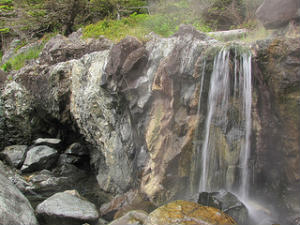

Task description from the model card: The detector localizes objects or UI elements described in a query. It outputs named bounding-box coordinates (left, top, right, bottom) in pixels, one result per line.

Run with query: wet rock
left=256, top=0, right=300, bottom=29
left=100, top=190, right=155, bottom=221
left=145, top=200, right=237, bottom=225
left=36, top=190, right=99, bottom=225
left=108, top=210, right=148, bottom=225
left=0, top=145, right=27, bottom=168
left=33, top=138, right=62, bottom=148
left=198, top=190, right=249, bottom=225
left=253, top=38, right=300, bottom=215
left=0, top=173, right=38, bottom=225
left=21, top=145, right=58, bottom=173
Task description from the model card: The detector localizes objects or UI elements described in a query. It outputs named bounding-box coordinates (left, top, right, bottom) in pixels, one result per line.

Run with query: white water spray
left=197, top=47, right=252, bottom=197
left=239, top=52, right=252, bottom=199
left=199, top=49, right=231, bottom=192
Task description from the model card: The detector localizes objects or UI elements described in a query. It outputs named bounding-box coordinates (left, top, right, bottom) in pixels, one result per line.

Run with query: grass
left=0, top=31, right=58, bottom=72
left=1, top=44, right=44, bottom=72
left=83, top=13, right=213, bottom=42
left=239, top=25, right=271, bottom=43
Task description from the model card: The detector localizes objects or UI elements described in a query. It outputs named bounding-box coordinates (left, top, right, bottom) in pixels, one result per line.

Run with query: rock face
left=145, top=200, right=237, bottom=225
left=0, top=145, right=27, bottom=168
left=256, top=0, right=300, bottom=29
left=0, top=173, right=38, bottom=225
left=1, top=25, right=299, bottom=224
left=21, top=145, right=58, bottom=172
left=197, top=191, right=248, bottom=225
left=36, top=190, right=99, bottom=225
left=253, top=38, right=300, bottom=218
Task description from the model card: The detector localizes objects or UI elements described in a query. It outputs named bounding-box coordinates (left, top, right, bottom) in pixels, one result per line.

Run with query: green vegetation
left=0, top=0, right=265, bottom=71
left=83, top=0, right=263, bottom=41
left=1, top=44, right=44, bottom=72
left=239, top=25, right=271, bottom=43
left=83, top=13, right=212, bottom=41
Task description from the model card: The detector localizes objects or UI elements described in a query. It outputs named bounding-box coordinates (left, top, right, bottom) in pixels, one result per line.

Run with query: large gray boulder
left=36, top=190, right=99, bottom=225
left=198, top=190, right=249, bottom=225
left=256, top=0, right=300, bottom=29
left=21, top=145, right=58, bottom=173
left=0, top=145, right=27, bottom=168
left=0, top=173, right=38, bottom=225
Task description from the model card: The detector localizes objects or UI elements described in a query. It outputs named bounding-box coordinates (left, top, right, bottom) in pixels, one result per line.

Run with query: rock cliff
left=0, top=24, right=299, bottom=224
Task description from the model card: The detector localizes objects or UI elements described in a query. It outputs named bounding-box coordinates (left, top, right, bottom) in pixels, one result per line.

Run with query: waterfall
left=199, top=49, right=231, bottom=192
left=195, top=46, right=252, bottom=198
left=239, top=52, right=252, bottom=199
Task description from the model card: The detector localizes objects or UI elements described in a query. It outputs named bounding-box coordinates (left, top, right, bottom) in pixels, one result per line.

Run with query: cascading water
left=239, top=52, right=252, bottom=200
left=194, top=46, right=252, bottom=195
left=199, top=49, right=231, bottom=192
left=193, top=46, right=276, bottom=225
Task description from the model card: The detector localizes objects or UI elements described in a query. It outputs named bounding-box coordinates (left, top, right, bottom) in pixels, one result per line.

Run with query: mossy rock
left=145, top=200, right=238, bottom=225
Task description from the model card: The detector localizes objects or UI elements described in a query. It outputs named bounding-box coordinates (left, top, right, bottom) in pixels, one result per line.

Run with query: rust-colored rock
left=145, top=200, right=237, bottom=225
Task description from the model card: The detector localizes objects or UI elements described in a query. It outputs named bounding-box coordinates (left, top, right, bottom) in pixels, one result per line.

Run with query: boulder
left=33, top=138, right=62, bottom=148
left=197, top=190, right=249, bottom=225
left=21, top=145, right=58, bottom=173
left=36, top=190, right=99, bottom=225
left=24, top=165, right=87, bottom=208
left=0, top=160, right=30, bottom=193
left=39, top=33, right=112, bottom=65
left=0, top=145, right=27, bottom=168
left=145, top=200, right=237, bottom=225
left=100, top=190, right=155, bottom=221
left=256, top=0, right=300, bottom=29
left=108, top=210, right=148, bottom=225
left=0, top=173, right=38, bottom=225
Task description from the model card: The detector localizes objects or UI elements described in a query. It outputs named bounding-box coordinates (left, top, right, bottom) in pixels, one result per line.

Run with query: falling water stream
left=199, top=49, right=231, bottom=192
left=194, top=46, right=276, bottom=224
left=197, top=47, right=252, bottom=195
